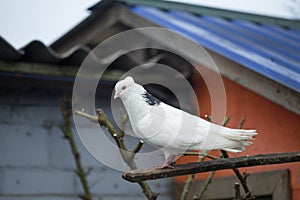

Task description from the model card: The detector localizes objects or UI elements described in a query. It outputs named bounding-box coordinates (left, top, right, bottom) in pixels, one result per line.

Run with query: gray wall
left=0, top=82, right=173, bottom=200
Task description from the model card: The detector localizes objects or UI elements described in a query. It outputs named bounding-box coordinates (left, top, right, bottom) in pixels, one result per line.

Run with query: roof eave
left=118, top=0, right=300, bottom=29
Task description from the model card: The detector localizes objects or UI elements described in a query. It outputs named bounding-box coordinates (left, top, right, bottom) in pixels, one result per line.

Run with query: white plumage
left=114, top=76, right=257, bottom=168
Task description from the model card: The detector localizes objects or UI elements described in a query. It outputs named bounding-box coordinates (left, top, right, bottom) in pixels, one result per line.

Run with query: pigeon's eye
left=121, top=86, right=127, bottom=90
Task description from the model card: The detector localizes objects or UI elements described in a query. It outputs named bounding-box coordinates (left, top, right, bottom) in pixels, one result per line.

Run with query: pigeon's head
left=114, top=76, right=138, bottom=99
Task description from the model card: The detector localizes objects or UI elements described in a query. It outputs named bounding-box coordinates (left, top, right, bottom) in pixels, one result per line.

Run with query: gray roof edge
left=117, top=0, right=300, bottom=29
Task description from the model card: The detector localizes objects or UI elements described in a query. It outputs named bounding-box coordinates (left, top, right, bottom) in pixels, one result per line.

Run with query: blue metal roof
left=131, top=6, right=300, bottom=93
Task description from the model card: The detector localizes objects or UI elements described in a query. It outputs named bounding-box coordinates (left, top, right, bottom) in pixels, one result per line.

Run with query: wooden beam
left=0, top=61, right=78, bottom=77
left=0, top=61, right=122, bottom=81
left=122, top=151, right=300, bottom=182
left=0, top=61, right=189, bottom=90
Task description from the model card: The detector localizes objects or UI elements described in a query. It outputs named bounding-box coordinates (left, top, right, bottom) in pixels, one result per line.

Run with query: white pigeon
left=114, top=76, right=257, bottom=168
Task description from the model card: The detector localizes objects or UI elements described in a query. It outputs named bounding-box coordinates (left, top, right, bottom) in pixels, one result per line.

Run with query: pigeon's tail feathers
left=222, top=129, right=257, bottom=141
left=192, top=127, right=257, bottom=153
left=220, top=129, right=257, bottom=153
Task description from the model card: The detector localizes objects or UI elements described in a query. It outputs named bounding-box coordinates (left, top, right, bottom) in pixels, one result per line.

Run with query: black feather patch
left=142, top=92, right=161, bottom=106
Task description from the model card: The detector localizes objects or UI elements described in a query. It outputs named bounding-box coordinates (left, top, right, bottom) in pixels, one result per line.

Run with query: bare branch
left=60, top=98, right=92, bottom=200
left=180, top=152, right=207, bottom=200
left=234, top=182, right=241, bottom=200
left=74, top=110, right=98, bottom=123
left=181, top=115, right=228, bottom=200
left=219, top=117, right=250, bottom=197
left=237, top=118, right=245, bottom=129
left=221, top=150, right=251, bottom=197
left=192, top=116, right=230, bottom=200
left=133, top=140, right=144, bottom=154
left=75, top=109, right=158, bottom=200
left=118, top=114, right=129, bottom=137
left=122, top=151, right=300, bottom=182
left=193, top=171, right=216, bottom=200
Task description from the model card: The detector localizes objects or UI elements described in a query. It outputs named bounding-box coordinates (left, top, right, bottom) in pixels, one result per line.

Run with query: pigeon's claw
left=154, top=163, right=175, bottom=169
left=155, top=157, right=176, bottom=169
left=160, top=163, right=175, bottom=169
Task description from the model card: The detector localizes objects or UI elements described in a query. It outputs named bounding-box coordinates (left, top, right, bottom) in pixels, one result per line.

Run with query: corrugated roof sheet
left=0, top=36, right=193, bottom=83
left=0, top=36, right=91, bottom=66
left=131, top=6, right=300, bottom=93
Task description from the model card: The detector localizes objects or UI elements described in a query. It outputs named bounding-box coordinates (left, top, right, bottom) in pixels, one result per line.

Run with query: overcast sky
left=0, top=0, right=299, bottom=49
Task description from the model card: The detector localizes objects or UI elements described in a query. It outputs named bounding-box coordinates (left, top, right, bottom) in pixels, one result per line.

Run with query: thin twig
left=234, top=182, right=241, bottom=200
left=221, top=150, right=251, bottom=197
left=118, top=114, right=128, bottom=137
left=60, top=97, right=92, bottom=200
left=74, top=110, right=98, bottom=123
left=75, top=109, right=158, bottom=200
left=220, top=117, right=251, bottom=197
left=180, top=154, right=206, bottom=200
left=180, top=115, right=222, bottom=200
left=133, top=140, right=144, bottom=154
left=193, top=116, right=230, bottom=200
left=221, top=116, right=230, bottom=126
left=180, top=174, right=195, bottom=200
left=193, top=171, right=216, bottom=200
left=237, top=118, right=245, bottom=129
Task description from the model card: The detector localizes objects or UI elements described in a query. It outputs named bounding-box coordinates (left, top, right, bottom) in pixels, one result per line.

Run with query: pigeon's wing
left=135, top=102, right=206, bottom=151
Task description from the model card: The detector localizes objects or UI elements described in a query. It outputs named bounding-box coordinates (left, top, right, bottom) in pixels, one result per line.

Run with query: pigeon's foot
left=155, top=159, right=175, bottom=169
left=154, top=164, right=175, bottom=169
left=161, top=163, right=175, bottom=169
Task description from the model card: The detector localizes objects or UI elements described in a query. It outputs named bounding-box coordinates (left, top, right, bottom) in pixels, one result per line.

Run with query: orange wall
left=176, top=67, right=300, bottom=199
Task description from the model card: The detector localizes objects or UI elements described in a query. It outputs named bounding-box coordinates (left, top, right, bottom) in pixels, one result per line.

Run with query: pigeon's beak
left=114, top=91, right=120, bottom=99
